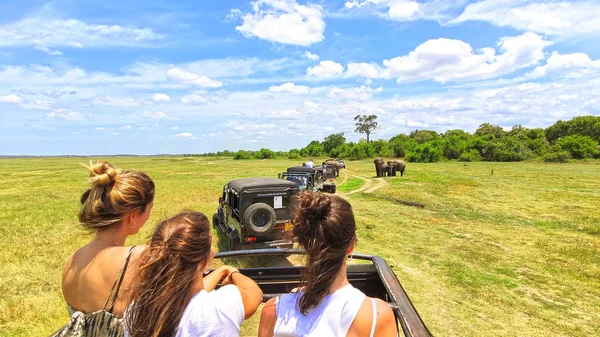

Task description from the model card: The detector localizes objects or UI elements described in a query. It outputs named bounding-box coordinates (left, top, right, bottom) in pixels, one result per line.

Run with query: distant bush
left=556, top=135, right=598, bottom=159
left=254, top=148, right=276, bottom=159
left=542, top=150, right=570, bottom=163
left=233, top=150, right=252, bottom=160
left=288, top=148, right=300, bottom=159
left=458, top=149, right=482, bottom=162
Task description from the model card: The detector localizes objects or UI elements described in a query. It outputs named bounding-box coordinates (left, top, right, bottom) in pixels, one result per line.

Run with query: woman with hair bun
left=58, top=161, right=155, bottom=336
left=258, top=192, right=397, bottom=337
left=125, top=210, right=263, bottom=337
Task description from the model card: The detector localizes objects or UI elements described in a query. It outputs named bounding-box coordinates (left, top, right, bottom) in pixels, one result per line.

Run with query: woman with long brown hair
left=258, top=192, right=397, bottom=337
left=58, top=161, right=155, bottom=336
left=125, top=210, right=263, bottom=337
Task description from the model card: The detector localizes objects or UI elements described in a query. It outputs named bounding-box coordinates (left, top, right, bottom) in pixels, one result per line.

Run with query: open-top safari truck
left=214, top=248, right=433, bottom=337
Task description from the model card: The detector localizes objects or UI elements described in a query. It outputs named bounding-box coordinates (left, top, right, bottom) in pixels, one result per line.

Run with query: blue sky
left=0, top=0, right=599, bottom=155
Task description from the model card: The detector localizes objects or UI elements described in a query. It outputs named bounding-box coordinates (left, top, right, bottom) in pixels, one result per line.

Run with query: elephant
left=374, top=158, right=385, bottom=177
left=387, top=160, right=406, bottom=177
left=323, top=160, right=341, bottom=177
left=381, top=163, right=391, bottom=177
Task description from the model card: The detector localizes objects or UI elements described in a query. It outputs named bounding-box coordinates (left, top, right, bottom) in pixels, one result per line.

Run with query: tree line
left=192, top=115, right=600, bottom=162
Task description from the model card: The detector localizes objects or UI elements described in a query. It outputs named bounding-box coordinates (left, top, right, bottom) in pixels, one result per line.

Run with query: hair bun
left=294, top=191, right=332, bottom=231
left=86, top=161, right=117, bottom=187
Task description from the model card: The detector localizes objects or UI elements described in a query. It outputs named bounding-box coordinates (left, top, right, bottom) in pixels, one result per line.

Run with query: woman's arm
left=223, top=271, right=263, bottom=319
left=258, top=297, right=277, bottom=337
left=203, top=266, right=237, bottom=292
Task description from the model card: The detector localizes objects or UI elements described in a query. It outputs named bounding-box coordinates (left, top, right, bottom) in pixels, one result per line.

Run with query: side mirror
left=219, top=197, right=224, bottom=204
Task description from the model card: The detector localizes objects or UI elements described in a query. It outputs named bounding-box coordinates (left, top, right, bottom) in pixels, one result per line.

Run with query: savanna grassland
left=0, top=157, right=598, bottom=337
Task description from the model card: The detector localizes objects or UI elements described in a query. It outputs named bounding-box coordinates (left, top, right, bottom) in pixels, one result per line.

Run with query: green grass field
left=1, top=157, right=599, bottom=337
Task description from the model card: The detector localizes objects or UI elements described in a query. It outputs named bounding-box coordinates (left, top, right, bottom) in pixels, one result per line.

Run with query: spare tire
left=243, top=202, right=276, bottom=237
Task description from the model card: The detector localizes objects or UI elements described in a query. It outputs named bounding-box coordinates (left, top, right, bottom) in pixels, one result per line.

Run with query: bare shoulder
left=373, top=298, right=396, bottom=337
left=348, top=297, right=397, bottom=337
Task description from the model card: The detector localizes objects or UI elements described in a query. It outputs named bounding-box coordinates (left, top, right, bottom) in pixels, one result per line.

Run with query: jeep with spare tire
left=213, top=178, right=299, bottom=251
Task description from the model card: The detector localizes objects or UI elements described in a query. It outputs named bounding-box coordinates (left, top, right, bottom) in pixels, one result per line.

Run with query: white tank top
left=273, top=284, right=377, bottom=337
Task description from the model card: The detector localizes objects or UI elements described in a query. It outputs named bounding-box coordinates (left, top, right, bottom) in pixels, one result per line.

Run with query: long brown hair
left=292, top=191, right=356, bottom=315
left=126, top=210, right=212, bottom=337
left=79, top=161, right=154, bottom=229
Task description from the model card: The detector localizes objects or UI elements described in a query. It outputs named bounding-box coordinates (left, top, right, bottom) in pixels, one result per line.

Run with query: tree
left=354, top=115, right=378, bottom=143
left=556, top=135, right=599, bottom=159
left=323, top=133, right=346, bottom=155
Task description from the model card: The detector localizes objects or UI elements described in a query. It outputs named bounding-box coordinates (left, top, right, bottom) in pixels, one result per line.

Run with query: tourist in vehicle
left=258, top=191, right=397, bottom=337
left=59, top=161, right=155, bottom=335
left=305, top=158, right=315, bottom=168
left=125, top=210, right=263, bottom=337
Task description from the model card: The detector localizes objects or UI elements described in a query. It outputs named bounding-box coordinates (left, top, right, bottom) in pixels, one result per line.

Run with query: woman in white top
left=125, top=210, right=263, bottom=337
left=258, top=192, right=397, bottom=337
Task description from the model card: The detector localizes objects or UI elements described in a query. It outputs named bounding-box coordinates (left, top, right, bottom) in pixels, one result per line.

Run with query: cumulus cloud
left=0, top=16, right=163, bottom=54
left=46, top=109, right=84, bottom=120
left=303, top=51, right=320, bottom=61
left=93, top=96, right=140, bottom=107
left=174, top=132, right=197, bottom=139
left=167, top=68, right=223, bottom=88
left=453, top=0, right=600, bottom=38
left=327, top=85, right=383, bottom=102
left=0, top=94, right=24, bottom=104
left=342, top=32, right=551, bottom=83
left=304, top=101, right=318, bottom=109
left=526, top=52, right=600, bottom=79
left=232, top=0, right=325, bottom=46
left=142, top=111, right=176, bottom=120
left=152, top=93, right=171, bottom=102
left=122, top=125, right=132, bottom=130
left=345, top=0, right=421, bottom=20
left=268, top=82, right=310, bottom=95
left=262, top=109, right=302, bottom=119
left=307, top=60, right=344, bottom=78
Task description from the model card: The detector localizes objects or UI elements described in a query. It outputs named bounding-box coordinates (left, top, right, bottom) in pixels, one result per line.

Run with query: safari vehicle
left=321, top=164, right=337, bottom=193
left=213, top=248, right=433, bottom=337
left=213, top=178, right=299, bottom=251
left=335, top=158, right=346, bottom=169
left=278, top=166, right=326, bottom=192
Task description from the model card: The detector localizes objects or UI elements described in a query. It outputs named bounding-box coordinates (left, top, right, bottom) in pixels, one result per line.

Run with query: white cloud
left=142, top=111, right=176, bottom=120
left=93, top=96, right=140, bottom=107
left=327, top=85, right=383, bottom=102
left=0, top=94, right=24, bottom=104
left=233, top=0, right=325, bottom=46
left=268, top=82, right=310, bottom=95
left=307, top=60, right=344, bottom=78
left=20, top=100, right=54, bottom=110
left=46, top=109, right=84, bottom=120
left=342, top=32, right=551, bottom=83
left=171, top=126, right=179, bottom=130
left=174, top=132, right=197, bottom=140
left=167, top=68, right=223, bottom=88
left=345, top=0, right=421, bottom=20
left=526, top=52, right=600, bottom=79
left=304, top=101, right=318, bottom=109
left=453, top=0, right=600, bottom=38
left=262, top=109, right=302, bottom=119
left=139, top=126, right=152, bottom=131
left=35, top=46, right=63, bottom=56
left=0, top=16, right=162, bottom=53
left=181, top=94, right=210, bottom=105
left=303, top=51, right=319, bottom=61
left=346, top=62, right=382, bottom=78
left=152, top=93, right=171, bottom=102
left=95, top=127, right=106, bottom=131
left=122, top=125, right=132, bottom=130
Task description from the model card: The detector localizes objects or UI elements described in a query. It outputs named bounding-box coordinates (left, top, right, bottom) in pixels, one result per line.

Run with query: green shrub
left=458, top=149, right=482, bottom=162
left=233, top=150, right=252, bottom=160
left=542, top=151, right=570, bottom=163
left=556, top=135, right=599, bottom=159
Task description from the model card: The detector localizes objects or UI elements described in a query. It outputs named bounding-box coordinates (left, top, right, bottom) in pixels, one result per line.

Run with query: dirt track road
left=338, top=169, right=389, bottom=196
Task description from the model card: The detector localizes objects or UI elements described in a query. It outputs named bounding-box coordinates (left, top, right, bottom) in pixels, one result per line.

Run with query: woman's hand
left=203, top=265, right=238, bottom=292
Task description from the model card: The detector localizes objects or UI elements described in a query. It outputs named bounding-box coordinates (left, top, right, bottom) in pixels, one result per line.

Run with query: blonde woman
left=56, top=161, right=155, bottom=336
